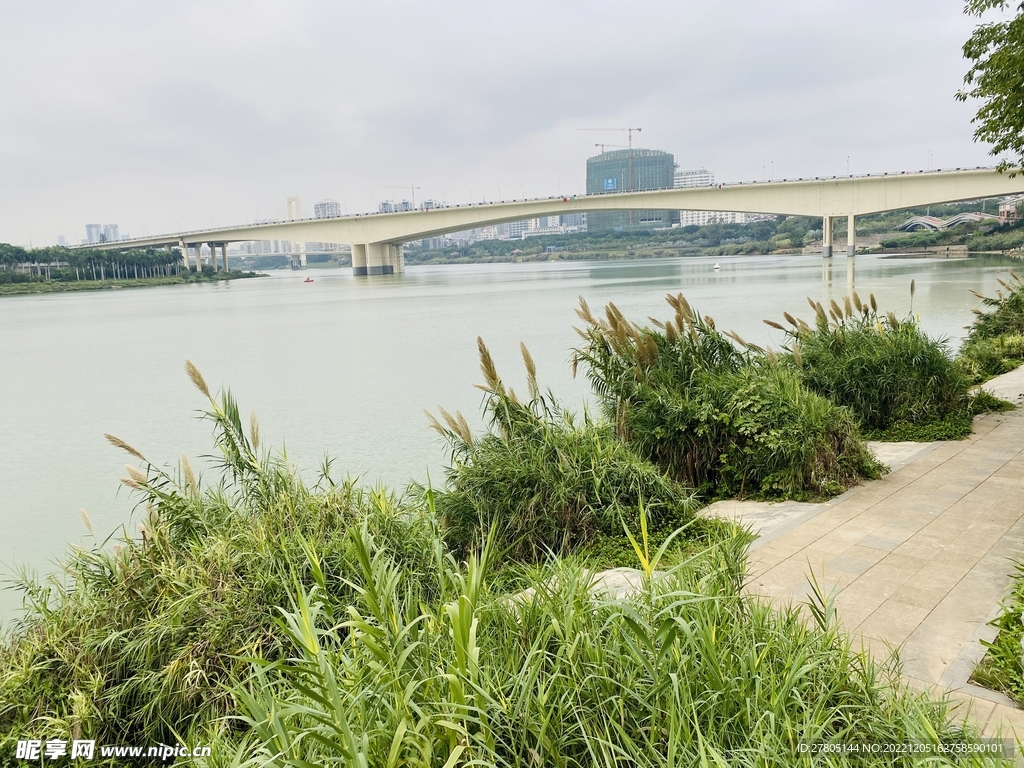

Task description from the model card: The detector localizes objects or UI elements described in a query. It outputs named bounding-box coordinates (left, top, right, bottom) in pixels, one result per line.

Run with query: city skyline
left=0, top=0, right=1006, bottom=246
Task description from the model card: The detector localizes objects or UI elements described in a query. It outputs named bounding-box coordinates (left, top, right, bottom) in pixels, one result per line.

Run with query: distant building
left=586, top=149, right=677, bottom=232
left=84, top=223, right=122, bottom=243
left=999, top=195, right=1024, bottom=222
left=314, top=199, right=342, bottom=219
left=674, top=168, right=714, bottom=189
left=561, top=212, right=587, bottom=231
left=676, top=168, right=717, bottom=226
left=673, top=168, right=764, bottom=226
left=506, top=220, right=530, bottom=239
left=419, top=199, right=441, bottom=211
left=309, top=199, right=343, bottom=253
left=57, top=235, right=68, bottom=248
left=379, top=200, right=413, bottom=213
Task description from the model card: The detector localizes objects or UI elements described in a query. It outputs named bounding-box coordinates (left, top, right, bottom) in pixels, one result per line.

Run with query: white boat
left=713, top=262, right=721, bottom=270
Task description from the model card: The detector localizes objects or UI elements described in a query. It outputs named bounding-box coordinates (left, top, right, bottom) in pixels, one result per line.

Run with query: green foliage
left=0, top=243, right=189, bottom=282
left=879, top=232, right=940, bottom=249
left=234, top=526, right=990, bottom=767
left=769, top=288, right=979, bottom=440
left=574, top=295, right=881, bottom=500
left=966, top=224, right=1024, bottom=251
left=958, top=0, right=1024, bottom=173
left=431, top=339, right=696, bottom=562
left=965, top=270, right=1024, bottom=340
left=0, top=367, right=438, bottom=759
left=960, top=334, right=1024, bottom=382
left=959, top=271, right=1024, bottom=383
left=973, top=558, right=1024, bottom=705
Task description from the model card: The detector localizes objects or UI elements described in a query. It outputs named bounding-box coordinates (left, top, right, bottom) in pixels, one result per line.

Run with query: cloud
left=0, top=0, right=997, bottom=244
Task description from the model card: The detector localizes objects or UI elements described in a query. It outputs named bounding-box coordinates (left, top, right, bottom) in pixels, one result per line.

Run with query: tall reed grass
left=573, top=295, right=881, bottom=500
left=960, top=271, right=1024, bottom=382
left=0, top=368, right=437, bottom=758
left=431, top=338, right=697, bottom=562
left=766, top=289, right=977, bottom=440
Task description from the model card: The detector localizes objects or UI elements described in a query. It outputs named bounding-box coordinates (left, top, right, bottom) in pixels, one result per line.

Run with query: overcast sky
left=0, top=0, right=1004, bottom=246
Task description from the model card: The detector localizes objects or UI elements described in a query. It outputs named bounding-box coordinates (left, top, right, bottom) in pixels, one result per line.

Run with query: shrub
left=957, top=271, right=1024, bottom=384
left=766, top=289, right=976, bottom=440
left=880, top=232, right=939, bottom=249
left=0, top=366, right=437, bottom=757
left=966, top=271, right=1024, bottom=340
left=573, top=295, right=880, bottom=500
left=959, top=333, right=1024, bottom=383
left=431, top=338, right=696, bottom=562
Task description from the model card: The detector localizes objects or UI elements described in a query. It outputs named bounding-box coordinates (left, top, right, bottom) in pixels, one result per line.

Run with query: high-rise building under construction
left=586, top=148, right=677, bottom=231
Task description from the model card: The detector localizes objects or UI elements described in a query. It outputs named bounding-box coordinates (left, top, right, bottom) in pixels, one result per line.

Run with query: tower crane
left=594, top=143, right=628, bottom=154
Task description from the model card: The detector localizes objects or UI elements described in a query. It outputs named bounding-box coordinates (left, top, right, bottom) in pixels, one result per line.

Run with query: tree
left=958, top=1, right=1024, bottom=174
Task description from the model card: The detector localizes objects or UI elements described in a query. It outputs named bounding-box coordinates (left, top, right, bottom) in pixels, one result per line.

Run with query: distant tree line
left=0, top=243, right=186, bottom=284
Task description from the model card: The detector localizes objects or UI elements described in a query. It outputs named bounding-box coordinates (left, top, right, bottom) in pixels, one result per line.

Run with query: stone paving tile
left=857, top=534, right=904, bottom=551
left=719, top=379, right=1024, bottom=735
left=854, top=600, right=933, bottom=646
left=826, top=554, right=876, bottom=575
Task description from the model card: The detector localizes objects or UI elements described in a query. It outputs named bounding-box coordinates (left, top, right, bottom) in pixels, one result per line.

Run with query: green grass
left=233, top=522, right=1001, bottom=767
left=573, top=295, right=883, bottom=501
left=971, top=558, right=1024, bottom=705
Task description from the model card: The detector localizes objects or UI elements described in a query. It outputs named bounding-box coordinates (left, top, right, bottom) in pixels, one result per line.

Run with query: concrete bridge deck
left=705, top=366, right=1024, bottom=740
left=73, top=167, right=1024, bottom=275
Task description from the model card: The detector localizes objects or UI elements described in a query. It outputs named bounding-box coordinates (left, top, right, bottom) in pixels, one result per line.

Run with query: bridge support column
left=822, top=215, right=833, bottom=258
left=178, top=240, right=192, bottom=272
left=366, top=243, right=386, bottom=275
left=351, top=244, right=367, bottom=275
left=208, top=243, right=217, bottom=271
left=847, top=214, right=856, bottom=257
left=383, top=244, right=403, bottom=274
left=221, top=244, right=228, bottom=272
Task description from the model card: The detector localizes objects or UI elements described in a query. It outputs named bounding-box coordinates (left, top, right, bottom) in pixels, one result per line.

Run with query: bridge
left=77, top=167, right=1024, bottom=275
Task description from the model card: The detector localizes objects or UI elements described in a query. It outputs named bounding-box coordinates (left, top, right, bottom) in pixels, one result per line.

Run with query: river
left=0, top=252, right=1015, bottom=622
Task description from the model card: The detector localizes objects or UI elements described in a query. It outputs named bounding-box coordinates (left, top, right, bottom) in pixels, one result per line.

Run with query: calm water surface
left=0, top=253, right=1015, bottom=620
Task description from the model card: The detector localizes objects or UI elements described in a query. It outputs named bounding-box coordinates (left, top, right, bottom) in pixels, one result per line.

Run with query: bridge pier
left=822, top=215, right=833, bottom=258
left=847, top=213, right=856, bottom=257
left=366, top=243, right=386, bottom=275
left=387, top=243, right=404, bottom=274
left=221, top=243, right=228, bottom=272
left=352, top=244, right=367, bottom=275
left=178, top=240, right=194, bottom=272
left=353, top=243, right=402, bottom=275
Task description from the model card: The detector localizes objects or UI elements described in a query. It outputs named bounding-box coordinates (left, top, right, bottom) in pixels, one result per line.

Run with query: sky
left=0, top=0, right=1006, bottom=246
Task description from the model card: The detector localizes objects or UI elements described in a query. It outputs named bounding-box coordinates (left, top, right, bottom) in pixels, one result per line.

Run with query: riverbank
left=0, top=270, right=263, bottom=296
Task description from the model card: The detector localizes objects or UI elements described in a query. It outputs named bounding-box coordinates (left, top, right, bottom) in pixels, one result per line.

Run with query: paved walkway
left=705, top=367, right=1024, bottom=739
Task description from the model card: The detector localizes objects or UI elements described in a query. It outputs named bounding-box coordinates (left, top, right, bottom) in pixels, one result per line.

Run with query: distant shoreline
left=0, top=271, right=264, bottom=296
